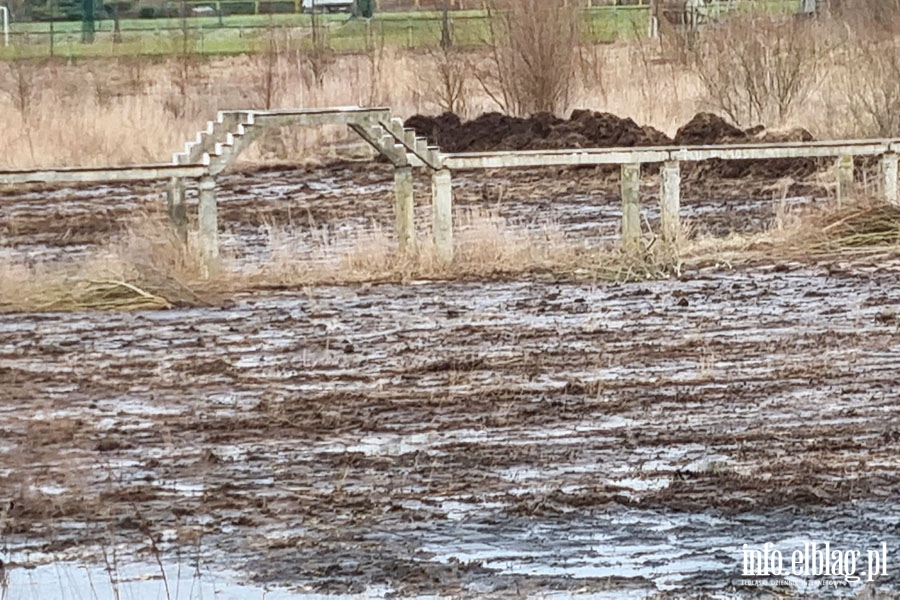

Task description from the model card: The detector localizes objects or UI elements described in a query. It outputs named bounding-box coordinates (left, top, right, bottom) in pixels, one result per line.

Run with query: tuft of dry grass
left=681, top=194, right=900, bottom=269
left=0, top=214, right=225, bottom=311
left=790, top=195, right=900, bottom=251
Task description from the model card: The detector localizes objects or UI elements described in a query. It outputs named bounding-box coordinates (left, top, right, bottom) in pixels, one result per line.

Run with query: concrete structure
left=660, top=160, right=681, bottom=248
left=393, top=166, right=415, bottom=252
left=4, top=106, right=900, bottom=273
left=836, top=154, right=854, bottom=206
left=431, top=169, right=453, bottom=263
left=883, top=153, right=899, bottom=206
left=620, top=163, right=641, bottom=255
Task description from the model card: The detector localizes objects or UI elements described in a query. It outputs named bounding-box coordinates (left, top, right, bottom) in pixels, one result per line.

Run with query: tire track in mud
left=2, top=265, right=900, bottom=597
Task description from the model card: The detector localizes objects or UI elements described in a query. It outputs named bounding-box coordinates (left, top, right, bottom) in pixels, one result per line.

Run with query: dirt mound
left=676, top=115, right=818, bottom=180
left=673, top=112, right=747, bottom=145
left=405, top=110, right=819, bottom=179
left=404, top=110, right=672, bottom=153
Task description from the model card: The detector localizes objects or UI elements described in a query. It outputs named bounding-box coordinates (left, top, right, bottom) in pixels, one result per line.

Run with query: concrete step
left=403, top=129, right=417, bottom=149
left=388, top=117, right=405, bottom=136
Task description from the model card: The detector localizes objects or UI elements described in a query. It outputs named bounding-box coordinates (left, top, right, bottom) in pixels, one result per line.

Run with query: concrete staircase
left=375, top=116, right=442, bottom=170
left=173, top=107, right=444, bottom=174
left=173, top=110, right=256, bottom=175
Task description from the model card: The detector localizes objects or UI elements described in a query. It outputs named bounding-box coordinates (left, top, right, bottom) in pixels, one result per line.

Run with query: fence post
left=883, top=153, right=899, bottom=206
left=432, top=168, right=453, bottom=264
left=394, top=165, right=415, bottom=252
left=166, top=177, right=188, bottom=243
left=198, top=175, right=219, bottom=274
left=836, top=154, right=854, bottom=206
left=660, top=160, right=681, bottom=248
left=621, top=163, right=642, bottom=255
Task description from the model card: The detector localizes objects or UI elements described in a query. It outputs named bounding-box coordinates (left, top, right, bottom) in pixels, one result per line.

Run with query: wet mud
left=2, top=266, right=900, bottom=597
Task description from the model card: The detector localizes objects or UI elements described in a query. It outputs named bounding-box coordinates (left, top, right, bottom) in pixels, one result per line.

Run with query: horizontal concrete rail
left=245, top=107, right=392, bottom=128
left=441, top=139, right=898, bottom=170
left=0, top=164, right=207, bottom=185
left=442, top=148, right=673, bottom=170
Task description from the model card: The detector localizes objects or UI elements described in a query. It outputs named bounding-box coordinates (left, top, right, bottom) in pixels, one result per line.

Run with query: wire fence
left=0, top=0, right=798, bottom=58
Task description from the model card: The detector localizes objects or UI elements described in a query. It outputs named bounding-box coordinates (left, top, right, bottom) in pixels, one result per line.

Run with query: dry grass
left=0, top=42, right=692, bottom=170
left=2, top=191, right=899, bottom=313
left=9, top=13, right=900, bottom=170
left=0, top=209, right=655, bottom=312
left=681, top=193, right=900, bottom=268
left=252, top=207, right=631, bottom=285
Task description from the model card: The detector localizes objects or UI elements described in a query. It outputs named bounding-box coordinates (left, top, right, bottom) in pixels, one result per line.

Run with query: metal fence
left=0, top=0, right=798, bottom=58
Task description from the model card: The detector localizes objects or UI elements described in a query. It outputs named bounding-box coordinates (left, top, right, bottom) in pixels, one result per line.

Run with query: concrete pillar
left=660, top=160, right=681, bottom=248
left=198, top=175, right=219, bottom=274
left=883, top=153, right=899, bottom=206
left=393, top=166, right=416, bottom=253
left=620, top=163, right=642, bottom=255
left=166, top=177, right=187, bottom=243
left=836, top=154, right=854, bottom=205
left=431, top=168, right=453, bottom=264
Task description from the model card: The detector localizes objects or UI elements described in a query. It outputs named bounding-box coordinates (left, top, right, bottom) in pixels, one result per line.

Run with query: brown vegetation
left=5, top=10, right=900, bottom=171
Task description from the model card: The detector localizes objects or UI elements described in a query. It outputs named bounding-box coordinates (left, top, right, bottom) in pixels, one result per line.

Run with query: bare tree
left=303, top=7, right=334, bottom=88
left=689, top=16, right=827, bottom=126
left=254, top=25, right=283, bottom=109
left=425, top=45, right=469, bottom=115
left=0, top=59, right=38, bottom=118
left=473, top=0, right=579, bottom=116
left=831, top=5, right=900, bottom=136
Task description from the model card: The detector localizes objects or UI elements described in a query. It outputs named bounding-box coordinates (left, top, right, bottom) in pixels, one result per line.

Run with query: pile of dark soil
left=405, top=110, right=819, bottom=179
left=675, top=112, right=819, bottom=180
left=404, top=110, right=670, bottom=153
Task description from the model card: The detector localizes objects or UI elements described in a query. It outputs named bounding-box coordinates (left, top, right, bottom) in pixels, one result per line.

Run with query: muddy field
left=0, top=161, right=824, bottom=265
left=2, top=162, right=900, bottom=598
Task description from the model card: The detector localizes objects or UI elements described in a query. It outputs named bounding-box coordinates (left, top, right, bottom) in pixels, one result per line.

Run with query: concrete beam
left=442, top=140, right=894, bottom=171
left=166, top=177, right=187, bottom=244
left=198, top=175, right=219, bottom=275
left=669, top=140, right=890, bottom=162
left=431, top=168, right=453, bottom=264
left=239, top=106, right=392, bottom=119
left=620, top=163, right=641, bottom=256
left=444, top=149, right=672, bottom=170
left=0, top=164, right=206, bottom=185
left=660, top=160, right=681, bottom=248
left=394, top=166, right=416, bottom=253
left=883, top=153, right=899, bottom=206
left=836, top=155, right=854, bottom=205
left=251, top=109, right=392, bottom=129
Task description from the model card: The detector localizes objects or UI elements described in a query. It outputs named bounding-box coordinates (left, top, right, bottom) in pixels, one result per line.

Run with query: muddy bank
left=2, top=266, right=900, bottom=597
left=406, top=111, right=819, bottom=179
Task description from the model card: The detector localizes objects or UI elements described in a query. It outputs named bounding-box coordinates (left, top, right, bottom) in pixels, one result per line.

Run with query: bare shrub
left=120, top=57, right=148, bottom=96
left=830, top=8, right=900, bottom=137
left=474, top=0, right=579, bottom=116
left=164, top=18, right=202, bottom=119
left=689, top=17, right=827, bottom=126
left=424, top=45, right=470, bottom=115
left=0, top=59, right=39, bottom=118
left=254, top=27, right=283, bottom=110
left=363, top=26, right=388, bottom=106
left=302, top=9, right=335, bottom=88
